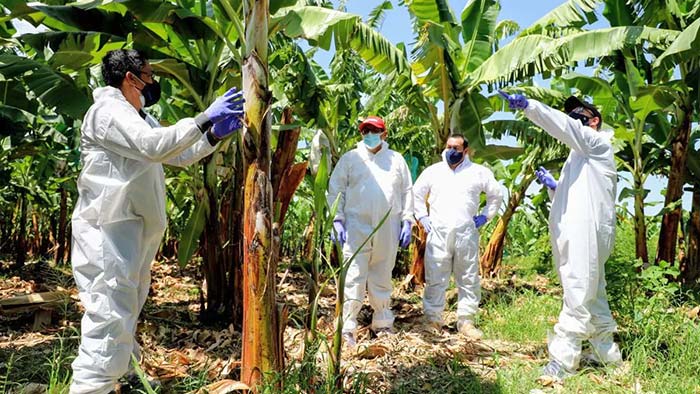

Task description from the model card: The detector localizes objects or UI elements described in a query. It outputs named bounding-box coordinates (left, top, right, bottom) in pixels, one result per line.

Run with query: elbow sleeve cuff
left=195, top=113, right=213, bottom=133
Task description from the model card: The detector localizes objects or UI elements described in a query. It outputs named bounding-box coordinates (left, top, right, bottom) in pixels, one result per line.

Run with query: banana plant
left=383, top=0, right=512, bottom=154
left=7, top=0, right=407, bottom=323
left=642, top=1, right=700, bottom=268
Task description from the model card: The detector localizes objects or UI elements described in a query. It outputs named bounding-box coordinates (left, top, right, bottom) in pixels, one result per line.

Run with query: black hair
left=101, top=49, right=148, bottom=88
left=448, top=133, right=469, bottom=149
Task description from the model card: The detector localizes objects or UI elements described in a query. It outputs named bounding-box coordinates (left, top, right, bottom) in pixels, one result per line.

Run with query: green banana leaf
left=0, top=54, right=91, bottom=119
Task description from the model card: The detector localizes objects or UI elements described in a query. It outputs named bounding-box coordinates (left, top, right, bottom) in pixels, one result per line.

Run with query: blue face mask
left=363, top=133, right=382, bottom=149
left=445, top=148, right=464, bottom=165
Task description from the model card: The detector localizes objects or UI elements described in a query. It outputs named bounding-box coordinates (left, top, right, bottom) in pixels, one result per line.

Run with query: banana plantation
left=1, top=0, right=700, bottom=393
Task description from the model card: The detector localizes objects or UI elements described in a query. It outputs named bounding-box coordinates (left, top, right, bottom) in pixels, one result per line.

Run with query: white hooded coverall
left=327, top=141, right=413, bottom=334
left=70, top=87, right=217, bottom=394
left=414, top=156, right=502, bottom=326
left=524, top=99, right=621, bottom=372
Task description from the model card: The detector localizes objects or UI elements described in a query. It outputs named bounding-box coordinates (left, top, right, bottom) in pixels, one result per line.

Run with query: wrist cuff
left=195, top=113, right=213, bottom=133
left=206, top=131, right=220, bottom=146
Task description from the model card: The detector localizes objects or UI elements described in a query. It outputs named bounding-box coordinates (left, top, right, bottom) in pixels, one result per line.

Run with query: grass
left=3, top=251, right=700, bottom=394
left=480, top=289, right=560, bottom=344
left=46, top=337, right=73, bottom=394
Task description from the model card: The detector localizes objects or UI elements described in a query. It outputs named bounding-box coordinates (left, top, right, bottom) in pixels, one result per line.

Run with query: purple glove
left=498, top=90, right=528, bottom=110
left=399, top=220, right=412, bottom=248
left=204, top=87, right=244, bottom=124
left=418, top=216, right=432, bottom=234
left=535, top=166, right=557, bottom=190
left=473, top=214, right=487, bottom=229
left=211, top=114, right=243, bottom=139
left=331, top=220, right=346, bottom=246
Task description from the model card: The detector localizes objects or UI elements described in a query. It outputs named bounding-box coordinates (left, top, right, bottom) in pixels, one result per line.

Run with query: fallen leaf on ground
left=357, top=343, right=389, bottom=359
left=195, top=379, right=249, bottom=394
left=536, top=375, right=556, bottom=387
left=589, top=373, right=605, bottom=385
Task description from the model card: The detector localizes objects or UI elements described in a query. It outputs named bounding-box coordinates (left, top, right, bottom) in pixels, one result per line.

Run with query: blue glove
left=535, top=166, right=557, bottom=190
left=399, top=220, right=412, bottom=248
left=211, top=114, right=243, bottom=139
left=498, top=90, right=528, bottom=110
left=418, top=216, right=432, bottom=234
left=205, top=87, right=245, bottom=124
left=331, top=220, right=347, bottom=246
left=473, top=214, right=487, bottom=229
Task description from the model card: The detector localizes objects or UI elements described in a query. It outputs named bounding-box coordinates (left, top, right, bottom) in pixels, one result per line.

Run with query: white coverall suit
left=414, top=156, right=502, bottom=326
left=70, top=87, right=218, bottom=394
left=524, top=99, right=621, bottom=372
left=327, top=141, right=413, bottom=334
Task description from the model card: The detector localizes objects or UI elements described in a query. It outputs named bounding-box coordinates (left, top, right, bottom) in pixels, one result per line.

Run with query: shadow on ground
left=387, top=357, right=503, bottom=394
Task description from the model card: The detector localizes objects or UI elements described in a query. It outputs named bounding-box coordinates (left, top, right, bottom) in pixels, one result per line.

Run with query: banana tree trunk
left=480, top=173, right=536, bottom=277
left=409, top=224, right=427, bottom=285
left=200, top=156, right=227, bottom=323
left=241, top=0, right=283, bottom=387
left=632, top=171, right=649, bottom=265
left=31, top=211, right=40, bottom=257
left=681, top=184, right=700, bottom=284
left=226, top=146, right=245, bottom=328
left=54, top=186, right=68, bottom=265
left=14, top=192, right=27, bottom=269
left=272, top=108, right=307, bottom=230
left=657, top=107, right=692, bottom=266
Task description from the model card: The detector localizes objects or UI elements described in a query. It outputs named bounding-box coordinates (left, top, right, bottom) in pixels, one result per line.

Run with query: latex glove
left=204, top=87, right=245, bottom=124
left=399, top=220, right=412, bottom=248
left=535, top=166, right=557, bottom=190
left=473, top=214, right=487, bottom=229
left=210, top=114, right=244, bottom=140
left=498, top=90, right=528, bottom=110
left=331, top=220, right=347, bottom=246
left=418, top=216, right=432, bottom=234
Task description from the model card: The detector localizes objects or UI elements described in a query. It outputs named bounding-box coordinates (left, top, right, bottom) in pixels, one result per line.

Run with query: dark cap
left=564, top=96, right=601, bottom=121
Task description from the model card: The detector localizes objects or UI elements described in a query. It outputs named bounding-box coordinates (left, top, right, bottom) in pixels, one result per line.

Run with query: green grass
left=622, top=314, right=700, bottom=394
left=46, top=337, right=73, bottom=394
left=480, top=289, right=560, bottom=344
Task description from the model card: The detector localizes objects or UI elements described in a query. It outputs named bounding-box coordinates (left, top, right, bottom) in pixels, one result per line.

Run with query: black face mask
left=133, top=73, right=161, bottom=107
left=140, top=79, right=161, bottom=107
left=568, top=111, right=590, bottom=126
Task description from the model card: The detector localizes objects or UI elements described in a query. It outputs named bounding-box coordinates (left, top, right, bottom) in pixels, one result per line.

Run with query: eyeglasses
left=360, top=126, right=385, bottom=135
left=138, top=70, right=155, bottom=83
left=568, top=107, right=594, bottom=125
left=571, top=106, right=593, bottom=117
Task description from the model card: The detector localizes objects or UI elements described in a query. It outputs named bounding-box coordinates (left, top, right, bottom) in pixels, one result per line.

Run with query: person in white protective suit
left=327, top=116, right=414, bottom=347
left=500, top=90, right=622, bottom=380
left=413, top=134, right=502, bottom=339
left=70, top=49, right=245, bottom=394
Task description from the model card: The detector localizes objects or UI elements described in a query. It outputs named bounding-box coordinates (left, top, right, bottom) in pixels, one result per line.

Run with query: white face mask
left=131, top=79, right=145, bottom=108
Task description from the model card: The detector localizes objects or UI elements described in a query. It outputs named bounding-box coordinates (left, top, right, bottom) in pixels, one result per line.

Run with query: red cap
left=359, top=116, right=385, bottom=132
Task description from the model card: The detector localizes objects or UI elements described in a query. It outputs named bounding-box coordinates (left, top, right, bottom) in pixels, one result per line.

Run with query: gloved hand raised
left=399, top=220, right=412, bottom=248
left=473, top=214, right=487, bottom=229
left=535, top=166, right=557, bottom=190
left=331, top=220, right=347, bottom=247
left=418, top=216, right=432, bottom=234
left=205, top=87, right=244, bottom=124
left=210, top=113, right=244, bottom=140
left=498, top=90, right=528, bottom=110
